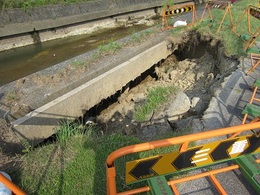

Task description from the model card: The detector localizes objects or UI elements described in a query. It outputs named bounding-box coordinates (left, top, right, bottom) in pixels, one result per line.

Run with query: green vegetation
left=55, top=120, right=87, bottom=147
left=10, top=122, right=191, bottom=195
left=97, top=40, right=122, bottom=54
left=4, top=0, right=260, bottom=194
left=162, top=0, right=174, bottom=9
left=131, top=29, right=154, bottom=43
left=71, top=59, right=85, bottom=68
left=3, top=90, right=18, bottom=101
left=134, top=85, right=178, bottom=122
left=0, top=0, right=93, bottom=10
left=70, top=40, right=122, bottom=67
left=188, top=0, right=259, bottom=56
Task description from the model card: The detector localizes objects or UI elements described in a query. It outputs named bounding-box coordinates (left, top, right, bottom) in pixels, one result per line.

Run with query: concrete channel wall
left=0, top=0, right=165, bottom=51
left=11, top=40, right=173, bottom=145
left=0, top=0, right=201, bottom=51
left=5, top=0, right=203, bottom=145
left=0, top=0, right=165, bottom=38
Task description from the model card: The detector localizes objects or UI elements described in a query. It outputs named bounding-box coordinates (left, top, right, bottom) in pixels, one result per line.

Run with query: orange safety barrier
left=106, top=122, right=260, bottom=195
left=247, top=53, right=260, bottom=75
left=232, top=5, right=260, bottom=51
left=229, top=78, right=260, bottom=138
left=244, top=29, right=260, bottom=51
left=161, top=2, right=197, bottom=31
left=241, top=80, right=260, bottom=125
left=168, top=159, right=260, bottom=195
left=200, top=0, right=233, bottom=33
left=0, top=173, right=26, bottom=195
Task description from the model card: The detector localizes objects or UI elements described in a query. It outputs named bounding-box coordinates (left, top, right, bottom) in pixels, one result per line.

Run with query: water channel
left=0, top=22, right=159, bottom=86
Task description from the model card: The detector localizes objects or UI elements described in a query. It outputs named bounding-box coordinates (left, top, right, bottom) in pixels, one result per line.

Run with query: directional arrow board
left=125, top=134, right=260, bottom=184
left=164, top=6, right=193, bottom=16
left=250, top=7, right=260, bottom=20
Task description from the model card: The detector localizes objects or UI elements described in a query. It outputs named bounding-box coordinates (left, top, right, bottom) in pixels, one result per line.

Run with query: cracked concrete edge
left=201, top=56, right=259, bottom=135
left=10, top=40, right=173, bottom=145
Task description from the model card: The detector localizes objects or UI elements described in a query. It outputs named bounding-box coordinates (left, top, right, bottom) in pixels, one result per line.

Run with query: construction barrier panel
left=200, top=0, right=233, bottom=33
left=161, top=2, right=197, bottom=31
left=106, top=122, right=260, bottom=195
left=232, top=5, right=260, bottom=51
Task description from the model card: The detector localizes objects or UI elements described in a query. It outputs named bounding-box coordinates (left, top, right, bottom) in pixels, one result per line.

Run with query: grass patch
left=70, top=59, right=85, bottom=68
left=55, top=120, right=86, bottom=147
left=1, top=0, right=93, bottom=10
left=193, top=0, right=259, bottom=56
left=98, top=40, right=121, bottom=54
left=134, top=85, right=178, bottom=122
left=79, top=40, right=122, bottom=66
left=162, top=0, right=175, bottom=9
left=11, top=122, right=192, bottom=195
left=3, top=90, right=18, bottom=102
left=130, top=29, right=154, bottom=44
left=12, top=131, right=133, bottom=194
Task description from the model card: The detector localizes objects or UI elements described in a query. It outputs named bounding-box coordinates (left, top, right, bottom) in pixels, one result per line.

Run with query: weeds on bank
left=72, top=29, right=154, bottom=68
left=168, top=0, right=259, bottom=56
left=56, top=121, right=84, bottom=147
left=20, top=139, right=33, bottom=154
left=131, top=29, right=154, bottom=44
left=89, top=40, right=121, bottom=61
left=162, top=0, right=174, bottom=9
left=71, top=59, right=85, bottom=68
left=13, top=127, right=137, bottom=194
left=134, top=85, right=178, bottom=122
left=13, top=120, right=193, bottom=194
left=1, top=0, right=93, bottom=11
left=192, top=0, right=259, bottom=56
left=70, top=40, right=122, bottom=68
left=98, top=40, right=121, bottom=54
left=3, top=90, right=17, bottom=101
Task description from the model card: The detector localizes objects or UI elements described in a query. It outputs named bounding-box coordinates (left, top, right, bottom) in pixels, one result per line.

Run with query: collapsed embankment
left=0, top=1, right=220, bottom=152
left=0, top=27, right=239, bottom=152
left=0, top=26, right=172, bottom=149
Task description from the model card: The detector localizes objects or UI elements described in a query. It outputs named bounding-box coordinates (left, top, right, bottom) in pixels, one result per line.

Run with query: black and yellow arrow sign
left=129, top=156, right=161, bottom=180
left=208, top=2, right=228, bottom=10
left=210, top=139, right=238, bottom=161
left=171, top=147, right=202, bottom=170
left=250, top=7, right=260, bottom=20
left=164, top=6, right=193, bottom=16
left=125, top=134, right=260, bottom=184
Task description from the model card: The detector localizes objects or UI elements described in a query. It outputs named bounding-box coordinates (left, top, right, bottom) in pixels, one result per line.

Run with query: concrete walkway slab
left=177, top=52, right=260, bottom=194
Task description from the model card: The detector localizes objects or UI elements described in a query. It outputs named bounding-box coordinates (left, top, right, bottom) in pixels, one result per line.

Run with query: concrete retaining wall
left=0, top=0, right=197, bottom=38
left=0, top=9, right=157, bottom=51
left=0, top=0, right=163, bottom=38
left=11, top=40, right=173, bottom=145
left=0, top=0, right=201, bottom=51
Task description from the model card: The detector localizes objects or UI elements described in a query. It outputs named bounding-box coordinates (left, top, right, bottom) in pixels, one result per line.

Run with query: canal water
left=0, top=24, right=156, bottom=86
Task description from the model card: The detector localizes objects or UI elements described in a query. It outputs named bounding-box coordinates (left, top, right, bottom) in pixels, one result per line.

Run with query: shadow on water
left=0, top=24, right=155, bottom=87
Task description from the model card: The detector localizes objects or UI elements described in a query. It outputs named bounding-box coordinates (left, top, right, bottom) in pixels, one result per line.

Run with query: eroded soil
left=0, top=30, right=238, bottom=171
